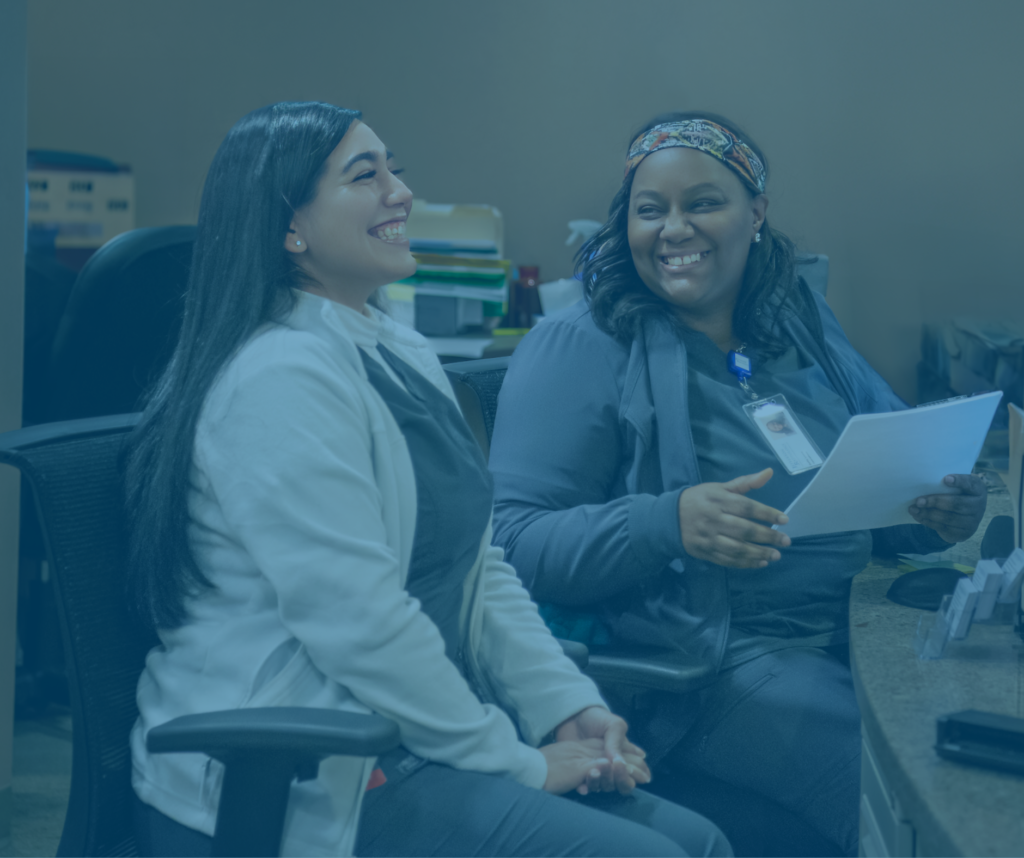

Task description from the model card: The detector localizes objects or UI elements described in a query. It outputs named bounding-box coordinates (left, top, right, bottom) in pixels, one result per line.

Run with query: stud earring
left=754, top=233, right=761, bottom=243
left=295, top=240, right=302, bottom=246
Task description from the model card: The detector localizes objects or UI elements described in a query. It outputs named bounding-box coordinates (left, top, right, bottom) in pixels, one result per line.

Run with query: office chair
left=444, top=357, right=844, bottom=857
left=445, top=358, right=715, bottom=695
left=47, top=226, right=196, bottom=422
left=0, top=415, right=400, bottom=857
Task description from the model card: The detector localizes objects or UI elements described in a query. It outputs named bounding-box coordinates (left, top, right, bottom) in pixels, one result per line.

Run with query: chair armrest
left=586, top=649, right=716, bottom=694
left=147, top=708, right=400, bottom=858
left=147, top=706, right=400, bottom=761
left=556, top=638, right=589, bottom=670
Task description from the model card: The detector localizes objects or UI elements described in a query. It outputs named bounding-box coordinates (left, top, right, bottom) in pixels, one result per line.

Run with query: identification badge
left=742, top=394, right=825, bottom=475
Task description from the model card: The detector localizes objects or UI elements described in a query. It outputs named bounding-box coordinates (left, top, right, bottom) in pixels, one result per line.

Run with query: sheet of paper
left=777, top=391, right=1002, bottom=538
left=1009, top=403, right=1023, bottom=550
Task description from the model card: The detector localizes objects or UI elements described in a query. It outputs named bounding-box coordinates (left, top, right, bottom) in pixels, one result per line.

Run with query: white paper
left=999, top=548, right=1024, bottom=603
left=777, top=391, right=1001, bottom=538
left=1009, top=404, right=1023, bottom=550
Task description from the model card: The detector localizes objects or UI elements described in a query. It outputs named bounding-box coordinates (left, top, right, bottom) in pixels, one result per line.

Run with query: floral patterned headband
left=624, top=119, right=766, bottom=194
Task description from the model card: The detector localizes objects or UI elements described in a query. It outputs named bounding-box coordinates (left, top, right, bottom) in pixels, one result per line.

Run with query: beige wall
left=28, top=0, right=1024, bottom=401
left=0, top=0, right=27, bottom=848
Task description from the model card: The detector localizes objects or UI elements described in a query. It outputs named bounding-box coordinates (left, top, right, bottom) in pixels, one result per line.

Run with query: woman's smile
left=660, top=249, right=711, bottom=273
left=371, top=217, right=408, bottom=244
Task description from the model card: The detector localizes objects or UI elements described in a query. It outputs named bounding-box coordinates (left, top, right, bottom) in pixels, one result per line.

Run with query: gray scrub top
left=679, top=327, right=873, bottom=668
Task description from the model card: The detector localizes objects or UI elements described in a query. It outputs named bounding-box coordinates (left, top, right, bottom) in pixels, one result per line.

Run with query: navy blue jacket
left=490, top=294, right=949, bottom=668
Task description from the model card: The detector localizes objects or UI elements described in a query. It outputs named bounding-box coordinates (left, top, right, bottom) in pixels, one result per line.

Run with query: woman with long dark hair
left=124, top=102, right=730, bottom=858
left=489, top=112, right=987, bottom=856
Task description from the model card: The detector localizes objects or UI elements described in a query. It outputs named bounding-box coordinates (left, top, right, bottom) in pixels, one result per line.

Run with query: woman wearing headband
left=124, top=103, right=730, bottom=858
left=489, top=112, right=987, bottom=856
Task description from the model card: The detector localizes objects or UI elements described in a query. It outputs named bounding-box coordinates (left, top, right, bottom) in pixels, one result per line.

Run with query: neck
left=678, top=308, right=739, bottom=353
left=300, top=280, right=376, bottom=313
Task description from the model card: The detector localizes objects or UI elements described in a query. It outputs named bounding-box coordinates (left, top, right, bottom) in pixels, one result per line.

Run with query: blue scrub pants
left=655, top=646, right=861, bottom=857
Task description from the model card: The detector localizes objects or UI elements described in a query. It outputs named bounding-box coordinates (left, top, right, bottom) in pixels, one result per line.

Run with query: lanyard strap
left=727, top=346, right=760, bottom=400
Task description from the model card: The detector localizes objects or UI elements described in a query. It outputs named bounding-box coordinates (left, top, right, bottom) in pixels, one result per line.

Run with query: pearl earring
left=296, top=240, right=302, bottom=246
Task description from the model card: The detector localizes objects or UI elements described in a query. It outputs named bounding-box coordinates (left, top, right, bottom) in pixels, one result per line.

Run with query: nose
left=385, top=171, right=413, bottom=209
left=661, top=210, right=694, bottom=243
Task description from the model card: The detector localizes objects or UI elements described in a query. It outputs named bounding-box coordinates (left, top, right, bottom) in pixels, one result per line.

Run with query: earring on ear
left=296, top=240, right=302, bottom=246
left=754, top=232, right=762, bottom=243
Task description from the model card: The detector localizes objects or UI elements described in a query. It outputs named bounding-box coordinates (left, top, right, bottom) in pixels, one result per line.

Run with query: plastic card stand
left=915, top=578, right=981, bottom=660
left=972, top=560, right=1004, bottom=621
left=915, top=594, right=955, bottom=659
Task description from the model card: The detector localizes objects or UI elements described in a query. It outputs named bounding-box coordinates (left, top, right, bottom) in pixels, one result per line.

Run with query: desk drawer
left=860, top=732, right=916, bottom=857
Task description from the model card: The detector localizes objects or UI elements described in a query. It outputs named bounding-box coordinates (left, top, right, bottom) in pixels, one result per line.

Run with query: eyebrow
left=634, top=182, right=723, bottom=199
left=341, top=149, right=395, bottom=175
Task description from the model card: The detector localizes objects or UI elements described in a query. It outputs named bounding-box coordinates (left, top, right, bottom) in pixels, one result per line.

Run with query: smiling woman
left=121, top=102, right=731, bottom=858
left=488, top=111, right=989, bottom=856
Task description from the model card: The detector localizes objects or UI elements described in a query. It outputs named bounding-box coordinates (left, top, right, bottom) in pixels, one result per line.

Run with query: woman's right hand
left=540, top=740, right=610, bottom=795
left=678, top=468, right=792, bottom=568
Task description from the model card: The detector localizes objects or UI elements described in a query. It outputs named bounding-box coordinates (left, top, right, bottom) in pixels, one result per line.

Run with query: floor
left=1, top=710, right=71, bottom=858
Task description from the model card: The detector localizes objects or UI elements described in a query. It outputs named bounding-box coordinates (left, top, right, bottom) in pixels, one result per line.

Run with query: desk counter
left=851, top=559, right=1024, bottom=856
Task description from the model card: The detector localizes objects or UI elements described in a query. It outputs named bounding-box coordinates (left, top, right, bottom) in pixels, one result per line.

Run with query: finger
left=710, top=534, right=782, bottom=568
left=910, top=507, right=975, bottom=536
left=912, top=494, right=984, bottom=516
left=722, top=494, right=790, bottom=528
left=723, top=468, right=774, bottom=495
left=718, top=513, right=791, bottom=548
left=942, top=473, right=987, bottom=496
left=603, top=719, right=627, bottom=761
left=622, top=740, right=646, bottom=758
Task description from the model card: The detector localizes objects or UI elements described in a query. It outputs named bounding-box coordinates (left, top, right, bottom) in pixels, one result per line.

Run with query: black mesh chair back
left=0, top=414, right=152, bottom=856
left=48, top=226, right=195, bottom=421
left=443, top=357, right=510, bottom=460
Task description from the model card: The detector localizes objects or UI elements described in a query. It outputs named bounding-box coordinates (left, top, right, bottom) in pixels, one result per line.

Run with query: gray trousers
left=135, top=765, right=731, bottom=858
left=658, top=646, right=861, bottom=857
left=355, top=759, right=731, bottom=857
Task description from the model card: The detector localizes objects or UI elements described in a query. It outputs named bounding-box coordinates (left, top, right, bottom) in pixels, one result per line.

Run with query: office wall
left=27, top=0, right=1024, bottom=401
left=0, top=0, right=27, bottom=849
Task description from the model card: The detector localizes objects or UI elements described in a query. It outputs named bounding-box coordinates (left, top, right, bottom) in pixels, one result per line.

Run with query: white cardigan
left=131, top=291, right=606, bottom=857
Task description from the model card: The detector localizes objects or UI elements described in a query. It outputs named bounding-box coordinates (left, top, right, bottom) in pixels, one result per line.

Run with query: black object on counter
left=886, top=567, right=967, bottom=611
left=936, top=709, right=1024, bottom=776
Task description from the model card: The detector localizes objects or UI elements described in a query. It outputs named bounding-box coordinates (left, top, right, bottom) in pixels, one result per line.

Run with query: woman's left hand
left=555, top=706, right=650, bottom=795
left=908, top=473, right=987, bottom=543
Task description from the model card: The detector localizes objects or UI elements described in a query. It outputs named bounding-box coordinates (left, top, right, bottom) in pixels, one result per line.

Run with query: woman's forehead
left=631, top=146, right=743, bottom=195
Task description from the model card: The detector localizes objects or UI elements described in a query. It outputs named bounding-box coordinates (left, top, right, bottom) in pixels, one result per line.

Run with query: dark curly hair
left=576, top=111, right=819, bottom=356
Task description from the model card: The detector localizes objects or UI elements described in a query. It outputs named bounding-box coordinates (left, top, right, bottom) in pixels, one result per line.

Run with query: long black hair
left=124, top=102, right=362, bottom=630
left=577, top=111, right=816, bottom=354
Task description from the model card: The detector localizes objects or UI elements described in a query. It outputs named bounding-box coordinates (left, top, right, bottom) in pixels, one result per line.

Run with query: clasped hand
left=540, top=706, right=650, bottom=796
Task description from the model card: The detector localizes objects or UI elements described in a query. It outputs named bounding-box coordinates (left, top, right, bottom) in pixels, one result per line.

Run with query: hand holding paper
left=908, top=472, right=988, bottom=543
left=777, top=391, right=1001, bottom=539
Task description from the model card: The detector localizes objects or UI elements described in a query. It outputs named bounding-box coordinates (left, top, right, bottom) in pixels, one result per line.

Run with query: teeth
left=664, top=253, right=704, bottom=267
left=374, top=222, right=406, bottom=242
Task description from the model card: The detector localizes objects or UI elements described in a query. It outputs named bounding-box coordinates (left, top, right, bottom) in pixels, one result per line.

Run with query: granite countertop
left=850, top=489, right=1024, bottom=857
